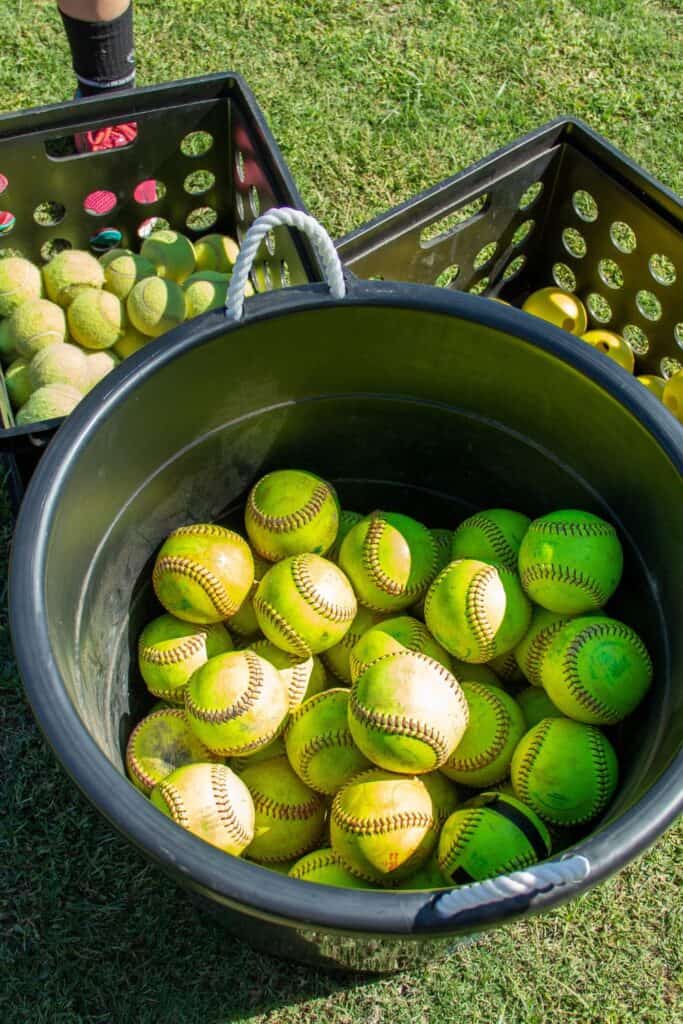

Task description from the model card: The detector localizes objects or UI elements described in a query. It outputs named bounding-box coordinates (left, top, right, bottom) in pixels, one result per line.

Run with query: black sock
left=60, top=4, right=136, bottom=96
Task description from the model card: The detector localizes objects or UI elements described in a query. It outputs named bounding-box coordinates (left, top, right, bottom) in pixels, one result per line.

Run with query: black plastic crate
left=336, top=117, right=682, bottom=380
left=0, top=72, right=322, bottom=507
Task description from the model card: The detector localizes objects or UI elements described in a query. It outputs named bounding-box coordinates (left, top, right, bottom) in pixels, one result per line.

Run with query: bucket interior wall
left=44, top=305, right=682, bottom=835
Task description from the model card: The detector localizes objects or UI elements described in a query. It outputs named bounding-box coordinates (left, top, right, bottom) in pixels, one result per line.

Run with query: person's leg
left=58, top=0, right=135, bottom=97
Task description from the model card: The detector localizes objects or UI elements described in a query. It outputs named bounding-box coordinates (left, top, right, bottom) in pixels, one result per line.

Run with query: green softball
left=150, top=763, right=254, bottom=855
left=322, top=605, right=388, bottom=684
left=424, top=559, right=531, bottom=663
left=539, top=616, right=652, bottom=725
left=437, top=792, right=551, bottom=883
left=416, top=769, right=459, bottom=865
left=517, top=687, right=563, bottom=730
left=230, top=733, right=286, bottom=775
left=487, top=650, right=526, bottom=685
left=185, top=649, right=289, bottom=756
left=250, top=638, right=328, bottom=710
left=511, top=717, right=618, bottom=825
left=253, top=553, right=357, bottom=656
left=328, top=509, right=364, bottom=563
left=451, top=509, right=531, bottom=572
left=518, top=510, right=623, bottom=614
left=125, top=707, right=222, bottom=795
left=514, top=607, right=575, bottom=686
left=245, top=469, right=340, bottom=561
left=153, top=523, right=254, bottom=624
left=289, top=848, right=372, bottom=888
left=349, top=615, right=452, bottom=682
left=137, top=613, right=233, bottom=703
left=239, top=755, right=327, bottom=863
left=285, top=687, right=370, bottom=794
left=395, top=855, right=450, bottom=890
left=339, top=511, right=438, bottom=612
left=450, top=660, right=501, bottom=689
left=348, top=649, right=469, bottom=773
left=226, top=548, right=270, bottom=639
left=441, top=682, right=526, bottom=787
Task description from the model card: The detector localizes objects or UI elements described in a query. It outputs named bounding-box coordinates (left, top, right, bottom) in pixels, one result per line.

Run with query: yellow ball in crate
left=581, top=330, right=635, bottom=373
left=522, top=287, right=588, bottom=336
left=663, top=370, right=683, bottom=424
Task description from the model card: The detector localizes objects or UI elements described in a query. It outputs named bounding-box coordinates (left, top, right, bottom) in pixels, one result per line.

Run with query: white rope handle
left=225, top=207, right=346, bottom=321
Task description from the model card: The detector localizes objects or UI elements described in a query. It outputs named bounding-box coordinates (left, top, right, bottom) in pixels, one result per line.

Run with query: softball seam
left=332, top=800, right=434, bottom=837
left=349, top=691, right=448, bottom=766
left=529, top=520, right=616, bottom=539
left=171, top=523, right=238, bottom=540
left=438, top=809, right=483, bottom=876
left=126, top=708, right=189, bottom=793
left=185, top=650, right=264, bottom=724
left=251, top=790, right=323, bottom=822
left=290, top=554, right=356, bottom=623
left=561, top=621, right=651, bottom=723
left=586, top=726, right=614, bottom=816
left=520, top=563, right=606, bottom=607
left=512, top=717, right=554, bottom=808
left=253, top=594, right=311, bottom=657
left=456, top=515, right=517, bottom=569
left=444, top=683, right=510, bottom=772
left=139, top=631, right=207, bottom=666
left=153, top=555, right=239, bottom=618
left=156, top=778, right=191, bottom=828
left=210, top=764, right=253, bottom=847
left=248, top=479, right=331, bottom=533
left=466, top=565, right=499, bottom=661
left=295, top=728, right=360, bottom=793
left=523, top=617, right=569, bottom=687
left=289, top=849, right=340, bottom=879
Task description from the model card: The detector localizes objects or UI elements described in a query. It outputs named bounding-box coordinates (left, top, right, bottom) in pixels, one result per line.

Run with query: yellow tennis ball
left=517, top=686, right=563, bottom=730
left=328, top=510, right=364, bottom=563
left=9, top=298, right=66, bottom=358
left=250, top=637, right=328, bottom=709
left=514, top=606, right=576, bottom=686
left=153, top=523, right=254, bottom=624
left=441, top=682, right=526, bottom=787
left=522, top=286, right=588, bottom=335
left=194, top=233, right=240, bottom=273
left=185, top=649, right=289, bottom=756
left=330, top=768, right=435, bottom=884
left=450, top=659, right=501, bottom=688
left=253, top=553, right=357, bottom=656
left=43, top=250, right=104, bottom=307
left=150, top=762, right=254, bottom=855
left=28, top=342, right=89, bottom=393
left=141, top=229, right=196, bottom=283
left=182, top=271, right=231, bottom=318
left=126, top=276, right=186, bottom=338
left=349, top=615, right=452, bottom=683
left=101, top=249, right=157, bottom=300
left=83, top=349, right=120, bottom=392
left=451, top=508, right=531, bottom=572
left=349, top=650, right=469, bottom=773
left=67, top=289, right=125, bottom=350
left=289, top=847, right=372, bottom=888
left=637, top=374, right=666, bottom=400
left=239, top=755, right=326, bottom=863
left=581, top=330, right=635, bottom=373
left=5, top=357, right=32, bottom=408
left=125, top=706, right=223, bottom=795
left=425, top=559, right=532, bottom=663
left=284, top=688, right=371, bottom=794
left=113, top=323, right=149, bottom=359
left=663, top=369, right=683, bottom=424
left=15, top=383, right=82, bottom=425
left=245, top=469, right=340, bottom=561
left=0, top=256, right=43, bottom=316
left=322, top=605, right=388, bottom=684
left=230, top=733, right=286, bottom=775
left=137, top=613, right=233, bottom=703
left=226, top=549, right=270, bottom=639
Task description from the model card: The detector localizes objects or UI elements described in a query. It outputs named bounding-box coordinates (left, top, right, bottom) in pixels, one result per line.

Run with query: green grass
left=0, top=1, right=682, bottom=1021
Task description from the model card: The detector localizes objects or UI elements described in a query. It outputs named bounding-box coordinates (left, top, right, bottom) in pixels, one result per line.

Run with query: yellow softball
left=284, top=687, right=371, bottom=795
left=239, top=755, right=327, bottom=863
left=250, top=637, right=328, bottom=710
left=230, top=733, right=286, bottom=775
left=125, top=707, right=222, bottom=795
left=411, top=527, right=453, bottom=618
left=349, top=614, right=452, bottom=682
left=514, top=606, right=576, bottom=686
left=245, top=469, right=340, bottom=561
left=322, top=605, right=388, bottom=684
left=327, top=510, right=364, bottom=563
left=440, top=682, right=526, bottom=787
left=226, top=548, right=270, bottom=639
left=137, top=613, right=233, bottom=703
left=289, top=848, right=372, bottom=888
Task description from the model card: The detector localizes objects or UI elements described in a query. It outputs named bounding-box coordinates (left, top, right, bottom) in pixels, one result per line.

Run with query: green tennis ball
left=185, top=649, right=289, bottom=756
left=514, top=607, right=576, bottom=686
left=452, top=509, right=531, bottom=572
left=425, top=559, right=532, bottom=663
left=512, top=717, right=618, bottom=825
left=322, top=605, right=388, bottom=684
left=101, top=249, right=157, bottom=299
left=328, top=510, right=364, bottom=563
left=0, top=257, right=43, bottom=316
left=227, top=549, right=270, bottom=639
left=113, top=324, right=149, bottom=359
left=349, top=649, right=469, bottom=773
left=250, top=637, right=328, bottom=710
left=28, top=342, right=89, bottom=393
left=126, top=276, right=186, bottom=338
left=284, top=688, right=371, bottom=794
left=441, top=682, right=526, bottom=787
left=5, top=357, right=32, bottom=408
left=0, top=318, right=16, bottom=363
left=141, top=229, right=196, bottom=283
left=411, top=527, right=453, bottom=618
left=8, top=298, right=66, bottom=358
left=245, top=469, right=340, bottom=561
left=438, top=791, right=551, bottom=883
left=539, top=616, right=652, bottom=724
left=349, top=615, right=452, bottom=682
left=182, top=271, right=231, bottom=318
left=125, top=706, right=223, bottom=795
left=194, top=233, right=240, bottom=273
left=83, top=349, right=120, bottom=392
left=517, top=687, right=563, bottom=730
left=450, top=660, right=501, bottom=688
left=289, top=847, right=372, bottom=888
left=253, top=553, right=357, bottom=656
left=518, top=510, right=624, bottom=614
left=339, top=510, right=439, bottom=612
left=15, top=383, right=82, bottom=424
left=67, top=289, right=125, bottom=350
left=43, top=250, right=104, bottom=307
left=138, top=613, right=234, bottom=703
left=240, top=755, right=327, bottom=863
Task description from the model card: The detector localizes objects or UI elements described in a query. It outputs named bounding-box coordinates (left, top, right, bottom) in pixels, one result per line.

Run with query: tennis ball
left=339, top=511, right=438, bottom=612
left=284, top=688, right=370, bottom=794
left=511, top=717, right=618, bottom=825
left=113, top=324, right=148, bottom=359
left=245, top=469, right=340, bottom=561
left=126, top=276, right=186, bottom=338
left=67, top=289, right=125, bottom=350
left=5, top=358, right=32, bottom=408
left=539, top=615, right=652, bottom=724
left=230, top=734, right=286, bottom=775
left=43, top=250, right=104, bottom=307
left=28, top=342, right=89, bottom=393
left=227, top=549, right=270, bottom=639
left=328, top=510, right=364, bottom=563
left=182, top=271, right=231, bottom=318
left=330, top=768, right=435, bottom=884
left=517, top=686, right=563, bottom=730
left=425, top=559, right=531, bottom=662
left=637, top=374, right=666, bottom=400
left=438, top=791, right=551, bottom=883
left=153, top=523, right=254, bottom=624
left=441, top=682, right=526, bottom=787
left=194, top=233, right=240, bottom=273
left=411, top=527, right=453, bottom=618
left=15, top=383, right=82, bottom=424
left=518, top=510, right=623, bottom=613
left=289, top=848, right=371, bottom=888
left=250, top=637, right=328, bottom=709
left=522, top=287, right=588, bottom=336
left=349, top=615, right=452, bottom=682
left=101, top=249, right=157, bottom=300
left=125, top=706, right=222, bottom=795
left=138, top=613, right=233, bottom=703
left=141, top=230, right=196, bottom=283
left=8, top=298, right=66, bottom=358
left=452, top=509, right=531, bottom=572
left=663, top=369, right=683, bottom=424
left=185, top=649, right=289, bottom=756
left=0, top=257, right=43, bottom=316
left=0, top=318, right=15, bottom=363
left=83, top=349, right=119, bottom=391
left=322, top=605, right=388, bottom=684
left=150, top=762, right=254, bottom=855
left=514, top=607, right=576, bottom=686
left=240, top=755, right=326, bottom=863
left=450, top=660, right=501, bottom=688
left=349, top=650, right=469, bottom=773
left=253, top=553, right=357, bottom=656
left=581, top=330, right=635, bottom=373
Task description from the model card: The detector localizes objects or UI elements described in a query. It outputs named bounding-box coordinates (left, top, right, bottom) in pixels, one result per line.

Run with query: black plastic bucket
left=9, top=213, right=683, bottom=972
